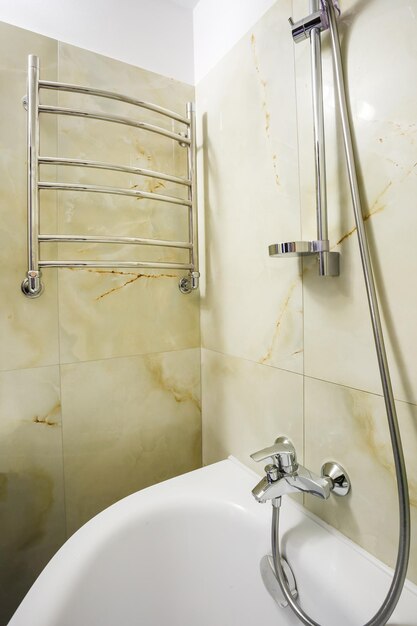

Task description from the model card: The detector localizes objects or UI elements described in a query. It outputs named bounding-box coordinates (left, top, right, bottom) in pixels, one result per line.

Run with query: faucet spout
left=285, top=465, right=331, bottom=499
left=251, top=465, right=331, bottom=503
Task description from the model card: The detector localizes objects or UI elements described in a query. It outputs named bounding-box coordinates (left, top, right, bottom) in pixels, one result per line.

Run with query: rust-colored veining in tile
left=351, top=393, right=417, bottom=508
left=67, top=268, right=177, bottom=300
left=259, top=281, right=298, bottom=364
left=134, top=141, right=153, bottom=164
left=95, top=275, right=144, bottom=300
left=272, top=153, right=280, bottom=187
left=132, top=180, right=166, bottom=193
left=250, top=34, right=280, bottom=188
left=389, top=120, right=417, bottom=140
left=336, top=202, right=385, bottom=246
left=336, top=161, right=417, bottom=247
left=250, top=34, right=270, bottom=136
left=67, top=268, right=178, bottom=299
left=145, top=355, right=201, bottom=412
left=95, top=272, right=177, bottom=300
left=335, top=181, right=392, bottom=247
left=375, top=121, right=417, bottom=145
left=33, top=402, right=61, bottom=427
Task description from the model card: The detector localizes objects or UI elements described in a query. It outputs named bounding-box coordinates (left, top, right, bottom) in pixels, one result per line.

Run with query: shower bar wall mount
left=21, top=55, right=200, bottom=298
left=270, top=0, right=340, bottom=277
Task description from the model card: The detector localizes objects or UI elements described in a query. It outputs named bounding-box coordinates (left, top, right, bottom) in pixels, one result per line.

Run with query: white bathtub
left=9, top=458, right=417, bottom=626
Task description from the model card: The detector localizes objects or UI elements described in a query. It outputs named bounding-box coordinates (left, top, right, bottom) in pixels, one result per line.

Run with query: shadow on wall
left=0, top=467, right=62, bottom=625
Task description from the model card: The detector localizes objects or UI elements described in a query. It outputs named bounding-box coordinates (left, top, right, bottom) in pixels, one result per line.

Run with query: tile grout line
left=200, top=346, right=417, bottom=409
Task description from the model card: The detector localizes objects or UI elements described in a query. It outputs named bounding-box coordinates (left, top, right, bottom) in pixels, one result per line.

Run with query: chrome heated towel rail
left=21, top=54, right=200, bottom=298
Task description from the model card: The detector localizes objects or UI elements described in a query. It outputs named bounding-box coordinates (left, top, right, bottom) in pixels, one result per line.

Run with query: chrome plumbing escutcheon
left=178, top=271, right=200, bottom=294
left=21, top=270, right=43, bottom=298
left=321, top=461, right=351, bottom=497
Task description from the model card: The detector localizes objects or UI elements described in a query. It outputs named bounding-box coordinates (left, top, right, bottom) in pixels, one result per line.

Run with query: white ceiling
left=165, top=0, right=200, bottom=9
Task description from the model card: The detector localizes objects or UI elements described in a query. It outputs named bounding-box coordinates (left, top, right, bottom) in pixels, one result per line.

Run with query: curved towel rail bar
left=39, top=260, right=193, bottom=270
left=39, top=157, right=191, bottom=187
left=39, top=235, right=192, bottom=249
left=39, top=105, right=190, bottom=145
left=39, top=80, right=190, bottom=125
left=21, top=54, right=200, bottom=298
left=39, top=181, right=192, bottom=207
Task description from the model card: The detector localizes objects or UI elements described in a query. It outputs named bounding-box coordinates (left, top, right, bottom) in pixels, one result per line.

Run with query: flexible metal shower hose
left=271, top=1, right=411, bottom=624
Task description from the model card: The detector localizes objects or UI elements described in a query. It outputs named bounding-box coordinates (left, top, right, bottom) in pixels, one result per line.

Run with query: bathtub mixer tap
left=250, top=436, right=351, bottom=609
left=251, top=436, right=350, bottom=507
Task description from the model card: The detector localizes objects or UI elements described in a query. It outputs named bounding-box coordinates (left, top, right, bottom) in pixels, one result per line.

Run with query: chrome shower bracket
left=269, top=241, right=340, bottom=277
left=288, top=1, right=340, bottom=43
left=288, top=10, right=324, bottom=43
left=270, top=0, right=340, bottom=277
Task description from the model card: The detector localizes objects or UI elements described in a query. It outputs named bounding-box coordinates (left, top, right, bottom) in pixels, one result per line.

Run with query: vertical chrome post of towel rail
left=310, top=0, right=339, bottom=276
left=179, top=102, right=200, bottom=294
left=21, top=54, right=43, bottom=297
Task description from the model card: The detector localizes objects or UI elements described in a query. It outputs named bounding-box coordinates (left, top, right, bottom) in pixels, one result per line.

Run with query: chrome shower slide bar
left=39, top=105, right=190, bottom=145
left=270, top=0, right=339, bottom=276
left=39, top=157, right=191, bottom=187
left=21, top=54, right=200, bottom=298
left=39, top=181, right=192, bottom=207
left=39, top=234, right=192, bottom=249
left=39, top=80, right=190, bottom=126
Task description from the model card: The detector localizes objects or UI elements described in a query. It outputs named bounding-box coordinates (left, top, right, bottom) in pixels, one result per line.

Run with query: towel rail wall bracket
left=21, top=55, right=200, bottom=298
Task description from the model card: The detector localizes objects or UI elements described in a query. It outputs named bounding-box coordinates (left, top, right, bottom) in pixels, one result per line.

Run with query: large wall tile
left=0, top=21, right=201, bottom=623
left=0, top=22, right=60, bottom=371
left=201, top=349, right=303, bottom=472
left=197, top=0, right=417, bottom=590
left=197, top=0, right=303, bottom=375
left=297, top=0, right=417, bottom=404
left=54, top=44, right=199, bottom=363
left=0, top=366, right=66, bottom=624
left=304, top=376, right=417, bottom=584
left=61, top=349, right=201, bottom=535
left=58, top=270, right=200, bottom=363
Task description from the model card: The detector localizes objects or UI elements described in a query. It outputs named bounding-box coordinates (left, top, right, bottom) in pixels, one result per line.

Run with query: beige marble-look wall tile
left=57, top=269, right=200, bottom=363
left=0, top=22, right=60, bottom=371
left=201, top=348, right=303, bottom=473
left=297, top=0, right=417, bottom=404
left=197, top=0, right=303, bottom=375
left=0, top=21, right=202, bottom=625
left=61, top=348, right=201, bottom=536
left=304, top=376, right=417, bottom=584
left=0, top=365, right=66, bottom=624
left=53, top=43, right=200, bottom=363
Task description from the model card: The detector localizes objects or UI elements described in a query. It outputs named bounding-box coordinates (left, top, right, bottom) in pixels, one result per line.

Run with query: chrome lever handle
left=250, top=444, right=283, bottom=463
left=250, top=436, right=298, bottom=473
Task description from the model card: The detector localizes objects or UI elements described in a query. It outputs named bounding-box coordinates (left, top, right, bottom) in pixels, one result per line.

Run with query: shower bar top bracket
left=21, top=54, right=200, bottom=298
